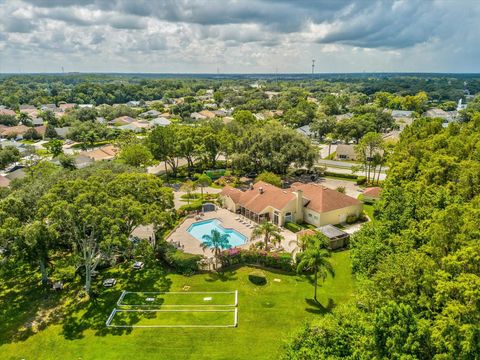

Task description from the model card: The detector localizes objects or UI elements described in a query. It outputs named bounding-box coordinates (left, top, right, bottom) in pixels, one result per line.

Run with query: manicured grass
left=0, top=251, right=355, bottom=360
left=363, top=204, right=375, bottom=220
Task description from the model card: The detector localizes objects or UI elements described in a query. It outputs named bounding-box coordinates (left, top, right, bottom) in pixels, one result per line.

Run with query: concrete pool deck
left=166, top=208, right=298, bottom=257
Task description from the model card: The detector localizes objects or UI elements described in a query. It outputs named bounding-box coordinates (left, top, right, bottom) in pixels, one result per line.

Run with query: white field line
left=105, top=308, right=117, bottom=326
left=234, top=290, right=238, bottom=307
left=116, top=290, right=127, bottom=307
left=106, top=308, right=237, bottom=328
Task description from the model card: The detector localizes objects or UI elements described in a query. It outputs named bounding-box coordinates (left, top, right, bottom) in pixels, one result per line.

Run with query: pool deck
left=166, top=208, right=298, bottom=256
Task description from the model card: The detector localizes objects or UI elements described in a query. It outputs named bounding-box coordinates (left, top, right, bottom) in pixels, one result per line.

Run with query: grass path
left=0, top=251, right=355, bottom=360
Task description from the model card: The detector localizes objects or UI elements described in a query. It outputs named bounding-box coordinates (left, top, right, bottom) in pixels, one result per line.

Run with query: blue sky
left=0, top=0, right=479, bottom=73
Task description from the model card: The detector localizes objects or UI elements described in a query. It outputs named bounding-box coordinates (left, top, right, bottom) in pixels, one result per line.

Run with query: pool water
left=187, top=219, right=247, bottom=247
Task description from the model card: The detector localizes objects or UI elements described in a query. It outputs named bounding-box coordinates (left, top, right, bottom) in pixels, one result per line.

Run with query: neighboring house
left=81, top=145, right=118, bottom=161
left=0, top=140, right=27, bottom=153
left=118, top=121, right=151, bottom=133
left=149, top=117, right=171, bottom=127
left=19, top=104, right=36, bottom=111
left=96, top=117, right=106, bottom=124
left=40, top=104, right=56, bottom=111
left=0, top=175, right=11, bottom=188
left=335, top=144, right=357, bottom=161
left=139, top=110, right=161, bottom=118
left=78, top=104, right=94, bottom=109
left=1, top=125, right=30, bottom=139
left=220, top=181, right=362, bottom=227
left=0, top=108, right=16, bottom=116
left=363, top=187, right=382, bottom=202
left=213, top=109, right=228, bottom=117
left=265, top=91, right=280, bottom=99
left=191, top=112, right=207, bottom=120
left=424, top=108, right=455, bottom=121
left=391, top=110, right=413, bottom=118
left=73, top=154, right=95, bottom=168
left=198, top=110, right=216, bottom=119
left=296, top=125, right=314, bottom=138
left=54, top=127, right=71, bottom=139
left=108, top=116, right=136, bottom=126
left=5, top=168, right=26, bottom=181
left=31, top=117, right=44, bottom=126
left=126, top=101, right=141, bottom=107
left=59, top=103, right=76, bottom=112
left=335, top=113, right=353, bottom=122
left=254, top=113, right=265, bottom=121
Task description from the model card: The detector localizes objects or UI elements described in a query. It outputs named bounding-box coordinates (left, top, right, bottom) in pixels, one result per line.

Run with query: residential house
left=424, top=108, right=455, bottom=121
left=108, top=116, right=136, bottom=126
left=54, top=127, right=71, bottom=139
left=81, top=145, right=118, bottom=162
left=118, top=121, right=151, bottom=133
left=139, top=110, right=161, bottom=118
left=335, top=144, right=357, bottom=161
left=19, top=105, right=36, bottom=111
left=5, top=168, right=26, bottom=181
left=363, top=187, right=382, bottom=202
left=391, top=110, right=413, bottom=118
left=73, top=154, right=95, bottom=168
left=126, top=101, right=141, bottom=107
left=296, top=125, right=314, bottom=138
left=40, top=104, right=56, bottom=111
left=0, top=108, right=16, bottom=116
left=149, top=117, right=171, bottom=127
left=59, top=103, right=76, bottom=112
left=190, top=112, right=207, bottom=120
left=1, top=125, right=30, bottom=139
left=78, top=104, right=94, bottom=109
left=31, top=117, right=44, bottom=127
left=198, top=110, right=216, bottom=119
left=220, top=181, right=362, bottom=227
left=0, top=175, right=11, bottom=188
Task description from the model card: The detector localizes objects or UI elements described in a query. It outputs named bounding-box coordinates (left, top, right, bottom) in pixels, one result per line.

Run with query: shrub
left=165, top=248, right=202, bottom=275
left=324, top=171, right=358, bottom=180
left=178, top=200, right=203, bottom=212
left=336, top=186, right=346, bottom=194
left=248, top=270, right=267, bottom=285
left=346, top=215, right=358, bottom=224
left=285, top=221, right=302, bottom=233
left=255, top=171, right=282, bottom=187
left=356, top=176, right=367, bottom=185
left=218, top=248, right=293, bottom=271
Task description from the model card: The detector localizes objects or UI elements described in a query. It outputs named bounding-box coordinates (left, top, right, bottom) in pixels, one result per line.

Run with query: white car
left=103, top=278, right=117, bottom=287
left=133, top=261, right=144, bottom=270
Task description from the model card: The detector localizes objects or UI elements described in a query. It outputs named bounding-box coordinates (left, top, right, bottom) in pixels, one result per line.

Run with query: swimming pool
left=187, top=219, right=247, bottom=247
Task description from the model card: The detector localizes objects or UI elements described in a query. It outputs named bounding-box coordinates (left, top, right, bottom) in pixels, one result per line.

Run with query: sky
left=0, top=0, right=479, bottom=74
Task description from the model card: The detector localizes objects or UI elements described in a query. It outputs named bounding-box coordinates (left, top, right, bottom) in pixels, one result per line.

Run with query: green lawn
left=0, top=251, right=355, bottom=360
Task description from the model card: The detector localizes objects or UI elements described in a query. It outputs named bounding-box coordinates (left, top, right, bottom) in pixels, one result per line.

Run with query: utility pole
left=311, top=59, right=315, bottom=75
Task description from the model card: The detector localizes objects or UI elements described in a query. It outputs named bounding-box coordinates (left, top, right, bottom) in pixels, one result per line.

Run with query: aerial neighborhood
left=0, top=73, right=478, bottom=360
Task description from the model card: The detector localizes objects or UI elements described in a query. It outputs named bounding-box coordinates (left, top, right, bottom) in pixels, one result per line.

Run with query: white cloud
left=0, top=0, right=479, bottom=73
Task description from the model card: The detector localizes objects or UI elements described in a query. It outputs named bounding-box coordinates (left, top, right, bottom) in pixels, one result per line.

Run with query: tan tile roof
left=199, top=110, right=216, bottom=119
left=290, top=182, right=361, bottom=213
left=0, top=109, right=16, bottom=116
left=1, top=125, right=30, bottom=136
left=0, top=175, right=11, bottom=187
left=220, top=185, right=243, bottom=203
left=297, top=229, right=317, bottom=239
left=363, top=187, right=382, bottom=198
left=82, top=145, right=118, bottom=161
left=236, top=181, right=296, bottom=214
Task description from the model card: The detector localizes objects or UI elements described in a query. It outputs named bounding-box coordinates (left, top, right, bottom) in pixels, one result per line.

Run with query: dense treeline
left=284, top=116, right=480, bottom=359
left=1, top=74, right=477, bottom=109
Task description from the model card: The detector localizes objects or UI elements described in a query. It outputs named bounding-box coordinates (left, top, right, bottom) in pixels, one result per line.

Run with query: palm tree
left=251, top=221, right=284, bottom=250
left=201, top=229, right=231, bottom=259
left=297, top=236, right=334, bottom=302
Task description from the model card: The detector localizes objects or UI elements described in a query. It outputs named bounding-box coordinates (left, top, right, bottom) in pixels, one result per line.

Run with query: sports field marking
left=106, top=308, right=238, bottom=328
left=116, top=290, right=238, bottom=307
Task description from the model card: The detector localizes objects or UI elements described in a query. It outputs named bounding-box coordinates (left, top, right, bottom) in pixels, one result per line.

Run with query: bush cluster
left=218, top=248, right=293, bottom=271
left=284, top=221, right=303, bottom=233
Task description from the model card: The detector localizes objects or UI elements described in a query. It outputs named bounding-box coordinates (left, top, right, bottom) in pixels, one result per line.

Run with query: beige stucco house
left=220, top=181, right=363, bottom=227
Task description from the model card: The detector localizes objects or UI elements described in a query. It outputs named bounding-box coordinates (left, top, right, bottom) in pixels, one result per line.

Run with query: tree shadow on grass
left=61, top=265, right=172, bottom=340
left=304, top=297, right=335, bottom=315
left=204, top=270, right=237, bottom=282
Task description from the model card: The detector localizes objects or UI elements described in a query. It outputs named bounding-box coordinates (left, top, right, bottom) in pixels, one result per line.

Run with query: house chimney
left=295, top=189, right=303, bottom=221
left=259, top=187, right=264, bottom=194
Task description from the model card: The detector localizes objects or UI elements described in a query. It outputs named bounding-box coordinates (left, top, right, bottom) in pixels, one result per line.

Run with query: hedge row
left=284, top=221, right=303, bottom=233
left=218, top=248, right=293, bottom=272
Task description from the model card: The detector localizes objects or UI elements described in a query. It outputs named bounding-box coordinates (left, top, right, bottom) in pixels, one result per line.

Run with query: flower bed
left=218, top=248, right=293, bottom=272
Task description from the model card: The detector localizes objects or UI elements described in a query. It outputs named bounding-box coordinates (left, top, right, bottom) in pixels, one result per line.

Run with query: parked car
left=133, top=261, right=144, bottom=270
left=103, top=278, right=117, bottom=287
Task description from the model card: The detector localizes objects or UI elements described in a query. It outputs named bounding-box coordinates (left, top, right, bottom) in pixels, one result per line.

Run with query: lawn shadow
left=61, top=264, right=172, bottom=340
left=304, top=297, right=335, bottom=315
left=204, top=270, right=237, bottom=282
